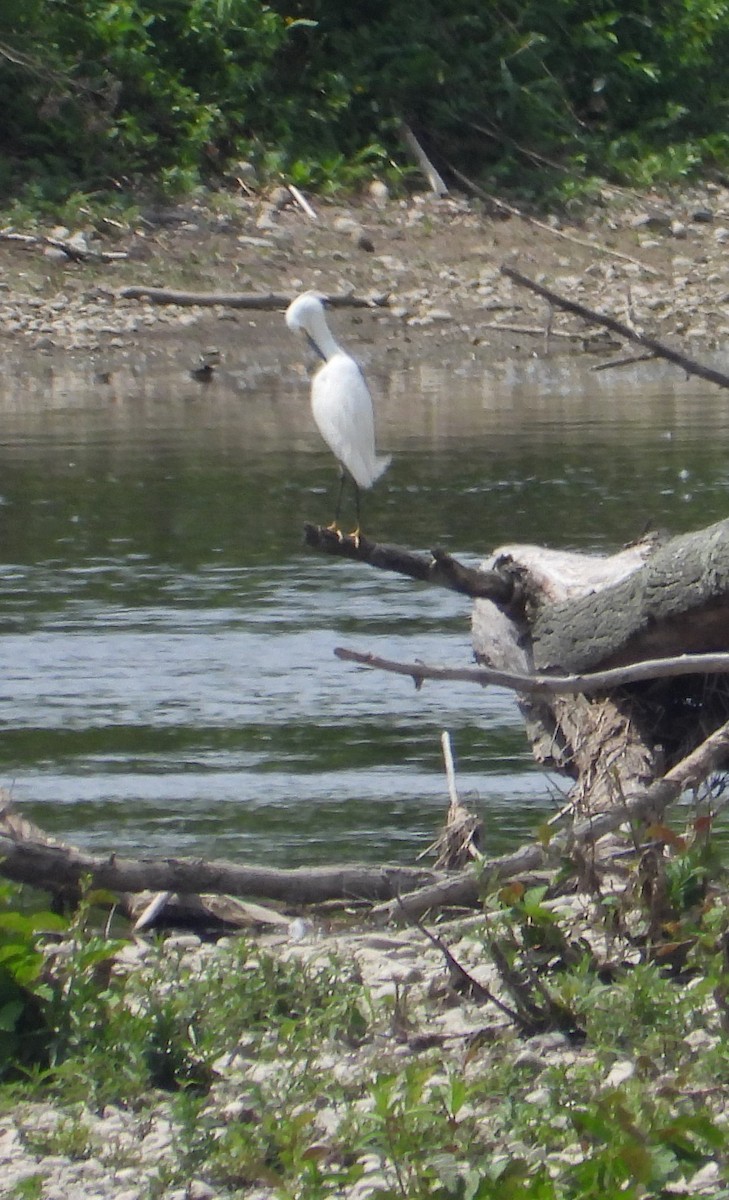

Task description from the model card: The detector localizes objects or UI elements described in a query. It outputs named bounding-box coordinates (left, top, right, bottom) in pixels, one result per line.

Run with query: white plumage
left=285, top=292, right=390, bottom=532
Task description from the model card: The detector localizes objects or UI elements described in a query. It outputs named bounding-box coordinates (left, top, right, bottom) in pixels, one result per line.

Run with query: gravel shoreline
left=2, top=181, right=729, bottom=373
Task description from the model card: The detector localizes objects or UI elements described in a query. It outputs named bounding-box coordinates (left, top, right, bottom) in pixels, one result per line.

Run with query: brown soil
left=1, top=181, right=729, bottom=374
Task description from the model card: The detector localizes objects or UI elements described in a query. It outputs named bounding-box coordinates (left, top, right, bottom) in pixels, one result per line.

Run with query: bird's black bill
left=305, top=332, right=326, bottom=361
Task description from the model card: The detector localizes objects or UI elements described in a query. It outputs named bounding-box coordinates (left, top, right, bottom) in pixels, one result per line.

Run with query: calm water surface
left=1, top=341, right=728, bottom=865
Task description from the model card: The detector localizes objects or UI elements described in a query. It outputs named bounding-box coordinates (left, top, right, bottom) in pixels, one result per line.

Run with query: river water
left=1, top=341, right=728, bottom=866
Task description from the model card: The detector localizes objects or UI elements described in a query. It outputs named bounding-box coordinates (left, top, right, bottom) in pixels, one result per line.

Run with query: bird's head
left=285, top=292, right=330, bottom=360
left=285, top=291, right=326, bottom=334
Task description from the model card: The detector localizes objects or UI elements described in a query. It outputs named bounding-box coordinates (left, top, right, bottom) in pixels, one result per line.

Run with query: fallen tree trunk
left=0, top=803, right=440, bottom=907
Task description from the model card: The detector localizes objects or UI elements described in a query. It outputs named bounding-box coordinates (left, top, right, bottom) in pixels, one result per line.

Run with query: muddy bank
left=1, top=182, right=729, bottom=386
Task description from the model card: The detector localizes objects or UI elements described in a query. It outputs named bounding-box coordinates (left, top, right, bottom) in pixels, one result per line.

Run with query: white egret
left=285, top=292, right=391, bottom=538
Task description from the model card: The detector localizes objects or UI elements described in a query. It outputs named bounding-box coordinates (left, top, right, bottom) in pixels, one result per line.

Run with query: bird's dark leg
left=349, top=482, right=362, bottom=547
left=328, top=468, right=347, bottom=534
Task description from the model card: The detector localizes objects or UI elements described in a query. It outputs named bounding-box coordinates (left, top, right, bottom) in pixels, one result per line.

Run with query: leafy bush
left=2, top=1, right=729, bottom=207
left=0, top=883, right=65, bottom=1078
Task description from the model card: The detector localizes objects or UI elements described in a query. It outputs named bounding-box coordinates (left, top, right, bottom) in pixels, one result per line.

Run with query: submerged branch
left=502, top=266, right=729, bottom=391
left=303, top=524, right=517, bottom=605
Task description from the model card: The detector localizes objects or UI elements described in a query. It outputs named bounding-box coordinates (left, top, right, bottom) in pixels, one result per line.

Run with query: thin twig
left=397, top=899, right=530, bottom=1030
left=449, top=165, right=660, bottom=275
left=591, top=352, right=658, bottom=373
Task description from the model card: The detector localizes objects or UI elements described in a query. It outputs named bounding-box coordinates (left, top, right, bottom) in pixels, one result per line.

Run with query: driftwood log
left=313, top=514, right=729, bottom=831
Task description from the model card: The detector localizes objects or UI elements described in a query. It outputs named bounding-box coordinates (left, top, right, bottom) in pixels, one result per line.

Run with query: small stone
left=353, top=228, right=375, bottom=252
left=237, top=235, right=275, bottom=249
left=333, top=215, right=360, bottom=234
left=268, top=185, right=290, bottom=210
left=369, top=179, right=389, bottom=206
left=670, top=221, right=687, bottom=239
left=231, top=160, right=258, bottom=186
left=604, top=1059, right=635, bottom=1088
left=256, top=205, right=278, bottom=230
left=631, top=210, right=672, bottom=231
left=691, top=207, right=713, bottom=223
left=189, top=1181, right=217, bottom=1200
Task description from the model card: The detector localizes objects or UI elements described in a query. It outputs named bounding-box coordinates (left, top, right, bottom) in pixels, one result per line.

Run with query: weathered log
left=0, top=816, right=440, bottom=907
left=309, top=515, right=729, bottom=820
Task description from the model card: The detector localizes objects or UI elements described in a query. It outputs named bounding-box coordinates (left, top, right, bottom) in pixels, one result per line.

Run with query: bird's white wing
left=311, top=353, right=389, bottom=488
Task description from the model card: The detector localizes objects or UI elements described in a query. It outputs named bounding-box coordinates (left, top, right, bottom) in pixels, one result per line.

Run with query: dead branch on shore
left=502, top=265, right=729, bottom=390
left=119, top=286, right=389, bottom=309
left=303, top=524, right=518, bottom=605
left=334, top=646, right=729, bottom=697
left=399, top=122, right=449, bottom=197
left=0, top=229, right=128, bottom=264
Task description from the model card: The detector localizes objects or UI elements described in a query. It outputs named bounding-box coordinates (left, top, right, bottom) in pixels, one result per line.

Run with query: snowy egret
left=285, top=292, right=391, bottom=538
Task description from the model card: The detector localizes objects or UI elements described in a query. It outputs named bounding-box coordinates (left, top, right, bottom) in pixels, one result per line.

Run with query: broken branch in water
left=502, top=265, right=729, bottom=391
left=335, top=645, right=729, bottom=697
left=303, top=524, right=518, bottom=605
left=119, top=286, right=388, bottom=309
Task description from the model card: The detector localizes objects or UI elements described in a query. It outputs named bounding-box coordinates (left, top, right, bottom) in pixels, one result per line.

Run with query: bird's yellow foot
left=325, top=521, right=343, bottom=539
left=348, top=527, right=362, bottom=549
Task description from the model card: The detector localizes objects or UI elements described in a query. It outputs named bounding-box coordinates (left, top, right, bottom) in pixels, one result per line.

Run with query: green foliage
left=0, top=883, right=65, bottom=1078
left=2, top=1, right=729, bottom=207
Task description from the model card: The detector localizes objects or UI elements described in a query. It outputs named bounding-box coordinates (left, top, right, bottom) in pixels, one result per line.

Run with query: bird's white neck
left=309, top=310, right=342, bottom=361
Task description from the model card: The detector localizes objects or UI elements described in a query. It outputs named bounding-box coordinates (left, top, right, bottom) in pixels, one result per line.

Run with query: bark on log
left=531, top=518, right=729, bottom=673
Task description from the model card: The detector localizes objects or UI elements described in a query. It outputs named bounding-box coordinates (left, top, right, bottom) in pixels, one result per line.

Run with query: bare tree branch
left=0, top=230, right=127, bottom=264
left=449, top=165, right=660, bottom=274
left=502, top=265, right=729, bottom=390
left=335, top=645, right=729, bottom=696
left=304, top=525, right=518, bottom=605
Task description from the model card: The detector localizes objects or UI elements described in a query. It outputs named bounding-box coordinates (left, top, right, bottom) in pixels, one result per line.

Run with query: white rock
left=604, top=1059, right=635, bottom=1088
left=369, top=180, right=389, bottom=206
